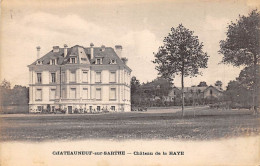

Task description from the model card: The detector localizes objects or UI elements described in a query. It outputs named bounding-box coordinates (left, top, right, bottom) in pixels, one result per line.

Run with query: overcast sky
left=0, top=0, right=258, bottom=88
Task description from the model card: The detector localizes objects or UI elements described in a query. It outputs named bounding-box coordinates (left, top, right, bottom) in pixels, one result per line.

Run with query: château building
left=28, top=44, right=131, bottom=113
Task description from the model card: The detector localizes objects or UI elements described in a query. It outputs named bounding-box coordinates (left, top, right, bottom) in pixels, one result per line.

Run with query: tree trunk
left=181, top=72, right=184, bottom=117
left=253, top=55, right=258, bottom=114
left=181, top=60, right=185, bottom=117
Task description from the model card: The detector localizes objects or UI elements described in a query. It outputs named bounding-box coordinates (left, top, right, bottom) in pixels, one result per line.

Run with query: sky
left=0, top=0, right=259, bottom=88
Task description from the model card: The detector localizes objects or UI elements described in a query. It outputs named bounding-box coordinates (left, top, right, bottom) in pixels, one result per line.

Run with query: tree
left=131, top=76, right=141, bottom=106
left=153, top=24, right=208, bottom=116
left=198, top=81, right=208, bottom=87
left=131, top=76, right=140, bottom=94
left=219, top=9, right=259, bottom=113
left=0, top=79, right=11, bottom=89
left=215, top=80, right=223, bottom=89
left=0, top=79, right=12, bottom=106
left=225, top=66, right=259, bottom=108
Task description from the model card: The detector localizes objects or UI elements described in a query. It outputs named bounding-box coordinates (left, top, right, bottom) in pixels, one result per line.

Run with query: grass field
left=0, top=107, right=259, bottom=142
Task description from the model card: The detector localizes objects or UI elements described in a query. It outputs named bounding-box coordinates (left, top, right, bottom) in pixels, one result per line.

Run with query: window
left=62, top=88, right=66, bottom=99
left=96, top=58, right=102, bottom=64
left=36, top=89, right=42, bottom=101
left=95, top=72, right=101, bottom=83
left=37, top=61, right=42, bottom=65
left=37, top=73, right=42, bottom=83
left=96, top=88, right=101, bottom=100
left=51, top=106, right=55, bottom=112
left=111, top=106, right=115, bottom=111
left=110, top=59, right=116, bottom=64
left=37, top=106, right=43, bottom=111
left=50, top=89, right=56, bottom=100
left=51, top=73, right=56, bottom=83
left=70, top=71, right=76, bottom=82
left=210, top=89, right=213, bottom=95
left=110, top=88, right=116, bottom=100
left=109, top=72, right=116, bottom=83
left=51, top=59, right=56, bottom=65
left=71, top=58, right=76, bottom=64
left=82, top=88, right=88, bottom=99
left=70, top=88, right=76, bottom=99
left=62, top=71, right=65, bottom=83
left=82, top=71, right=88, bottom=82
left=97, top=106, right=101, bottom=111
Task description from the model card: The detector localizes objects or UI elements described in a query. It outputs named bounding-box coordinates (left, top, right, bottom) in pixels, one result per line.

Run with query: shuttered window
left=110, top=88, right=116, bottom=100
left=96, top=88, right=101, bottom=100
left=36, top=89, right=42, bottom=101
left=82, top=88, right=88, bottom=99
left=50, top=89, right=56, bottom=100
left=70, top=88, right=76, bottom=99
left=95, top=72, right=101, bottom=83
left=110, top=72, right=116, bottom=83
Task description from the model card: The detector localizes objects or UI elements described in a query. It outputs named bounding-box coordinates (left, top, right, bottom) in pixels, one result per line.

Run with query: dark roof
left=30, top=45, right=130, bottom=70
left=174, top=85, right=223, bottom=93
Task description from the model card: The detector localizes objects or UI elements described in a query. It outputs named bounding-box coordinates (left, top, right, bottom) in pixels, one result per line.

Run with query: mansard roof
left=29, top=45, right=131, bottom=71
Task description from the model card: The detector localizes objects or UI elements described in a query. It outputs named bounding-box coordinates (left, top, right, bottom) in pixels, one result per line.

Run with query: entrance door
left=68, top=106, right=72, bottom=114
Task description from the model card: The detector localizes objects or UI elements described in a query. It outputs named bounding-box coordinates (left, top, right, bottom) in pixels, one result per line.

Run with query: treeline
left=0, top=79, right=29, bottom=106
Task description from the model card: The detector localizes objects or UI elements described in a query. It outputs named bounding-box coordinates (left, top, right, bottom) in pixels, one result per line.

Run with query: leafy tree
left=219, top=9, right=259, bottom=113
left=225, top=65, right=259, bottom=109
left=0, top=79, right=11, bottom=89
left=131, top=76, right=140, bottom=94
left=236, top=65, right=259, bottom=91
left=153, top=24, right=208, bottom=116
left=0, top=79, right=12, bottom=106
left=198, top=81, right=208, bottom=87
left=215, top=80, right=223, bottom=89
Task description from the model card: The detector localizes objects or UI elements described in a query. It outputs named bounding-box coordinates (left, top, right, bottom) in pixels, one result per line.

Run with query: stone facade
left=28, top=44, right=131, bottom=113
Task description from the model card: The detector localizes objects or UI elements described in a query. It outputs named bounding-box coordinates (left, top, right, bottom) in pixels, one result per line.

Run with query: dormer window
left=51, top=59, right=56, bottom=65
left=96, top=58, right=102, bottom=64
left=110, top=59, right=116, bottom=64
left=36, top=60, right=42, bottom=65
left=71, top=58, right=76, bottom=64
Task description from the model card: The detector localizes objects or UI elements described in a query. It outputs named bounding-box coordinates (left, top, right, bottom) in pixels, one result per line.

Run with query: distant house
left=163, top=85, right=223, bottom=103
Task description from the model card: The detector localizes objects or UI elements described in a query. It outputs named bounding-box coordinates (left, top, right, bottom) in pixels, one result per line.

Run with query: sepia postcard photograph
left=0, top=0, right=259, bottom=165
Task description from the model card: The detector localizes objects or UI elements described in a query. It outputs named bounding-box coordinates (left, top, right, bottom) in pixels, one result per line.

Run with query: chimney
left=115, top=45, right=122, bottom=58
left=64, top=44, right=68, bottom=57
left=53, top=46, right=60, bottom=52
left=101, top=45, right=105, bottom=51
left=90, top=43, right=94, bottom=59
left=36, top=46, right=41, bottom=59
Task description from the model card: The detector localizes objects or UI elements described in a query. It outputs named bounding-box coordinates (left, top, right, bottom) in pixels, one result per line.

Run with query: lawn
left=0, top=107, right=259, bottom=142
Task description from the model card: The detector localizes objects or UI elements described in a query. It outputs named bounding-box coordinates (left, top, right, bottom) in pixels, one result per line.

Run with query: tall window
left=62, top=71, right=65, bottom=83
left=70, top=71, right=76, bottom=82
left=70, top=88, right=76, bottom=99
left=109, top=72, right=116, bottom=83
left=51, top=73, right=56, bottom=83
left=110, top=88, right=116, bottom=100
left=50, top=89, right=56, bottom=100
left=62, top=88, right=66, bottom=99
left=96, top=88, right=101, bottom=100
left=37, top=73, right=42, bottom=83
left=82, top=88, right=88, bottom=99
left=82, top=71, right=88, bottom=82
left=95, top=72, right=101, bottom=83
left=35, top=89, right=42, bottom=101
